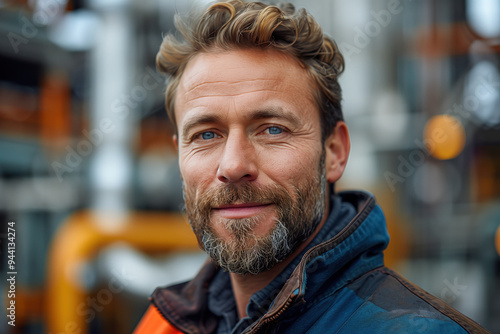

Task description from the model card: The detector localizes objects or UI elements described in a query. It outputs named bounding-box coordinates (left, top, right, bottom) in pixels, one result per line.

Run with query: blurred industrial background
left=0, top=0, right=499, bottom=333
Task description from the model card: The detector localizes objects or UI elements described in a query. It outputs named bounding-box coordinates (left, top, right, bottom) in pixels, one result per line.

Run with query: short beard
left=183, top=157, right=327, bottom=275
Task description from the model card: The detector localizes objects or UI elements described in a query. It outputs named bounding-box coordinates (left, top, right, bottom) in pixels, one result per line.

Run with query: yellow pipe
left=46, top=211, right=199, bottom=334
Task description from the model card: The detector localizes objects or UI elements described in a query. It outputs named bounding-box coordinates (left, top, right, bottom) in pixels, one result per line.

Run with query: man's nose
left=216, top=131, right=258, bottom=183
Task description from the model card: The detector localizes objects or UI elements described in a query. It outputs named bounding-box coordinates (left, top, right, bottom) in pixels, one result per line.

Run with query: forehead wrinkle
left=183, top=78, right=276, bottom=95
left=181, top=78, right=278, bottom=102
left=185, top=88, right=282, bottom=103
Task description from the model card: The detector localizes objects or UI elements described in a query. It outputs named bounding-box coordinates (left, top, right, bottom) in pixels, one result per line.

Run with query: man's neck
left=229, top=197, right=330, bottom=319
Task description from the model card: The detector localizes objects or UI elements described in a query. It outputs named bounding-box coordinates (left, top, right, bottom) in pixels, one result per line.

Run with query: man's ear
left=324, top=121, right=350, bottom=183
left=173, top=135, right=178, bottom=150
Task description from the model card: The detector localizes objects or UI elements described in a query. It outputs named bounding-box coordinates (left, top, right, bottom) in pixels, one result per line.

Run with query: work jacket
left=134, top=191, right=489, bottom=333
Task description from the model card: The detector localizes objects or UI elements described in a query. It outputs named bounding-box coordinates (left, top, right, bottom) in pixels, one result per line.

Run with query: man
left=134, top=1, right=488, bottom=333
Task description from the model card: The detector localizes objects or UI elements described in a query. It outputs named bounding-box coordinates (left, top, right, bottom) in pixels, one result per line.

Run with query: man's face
left=174, top=48, right=329, bottom=274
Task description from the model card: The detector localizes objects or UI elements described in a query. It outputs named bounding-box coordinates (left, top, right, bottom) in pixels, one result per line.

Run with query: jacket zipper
left=244, top=294, right=295, bottom=334
left=244, top=194, right=375, bottom=334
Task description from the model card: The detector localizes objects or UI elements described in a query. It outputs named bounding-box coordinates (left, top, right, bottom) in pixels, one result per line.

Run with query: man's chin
left=212, top=214, right=278, bottom=241
left=212, top=230, right=270, bottom=252
left=201, top=219, right=293, bottom=275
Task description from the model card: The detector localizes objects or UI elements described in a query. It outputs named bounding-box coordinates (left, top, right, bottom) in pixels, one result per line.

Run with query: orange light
left=423, top=115, right=466, bottom=160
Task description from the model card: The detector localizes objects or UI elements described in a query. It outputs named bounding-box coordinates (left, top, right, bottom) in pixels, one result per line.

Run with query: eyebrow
left=180, top=107, right=302, bottom=140
left=247, top=108, right=302, bottom=127
left=181, top=114, right=223, bottom=140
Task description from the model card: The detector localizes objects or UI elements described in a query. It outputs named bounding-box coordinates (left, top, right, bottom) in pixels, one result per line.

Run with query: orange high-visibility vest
left=133, top=305, right=183, bottom=334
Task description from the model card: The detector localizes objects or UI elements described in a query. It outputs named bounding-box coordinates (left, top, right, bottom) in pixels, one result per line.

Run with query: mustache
left=192, top=183, right=291, bottom=214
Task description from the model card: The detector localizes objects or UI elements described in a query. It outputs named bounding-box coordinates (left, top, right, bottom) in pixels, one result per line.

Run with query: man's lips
left=212, top=203, right=272, bottom=219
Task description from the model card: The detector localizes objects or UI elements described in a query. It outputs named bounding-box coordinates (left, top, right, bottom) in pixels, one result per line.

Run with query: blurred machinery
left=0, top=0, right=499, bottom=333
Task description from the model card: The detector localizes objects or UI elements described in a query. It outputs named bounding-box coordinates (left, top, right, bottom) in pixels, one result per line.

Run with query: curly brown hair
left=156, top=0, right=345, bottom=140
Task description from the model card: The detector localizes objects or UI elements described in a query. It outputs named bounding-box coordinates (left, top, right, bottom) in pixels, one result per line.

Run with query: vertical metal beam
left=88, top=0, right=135, bottom=219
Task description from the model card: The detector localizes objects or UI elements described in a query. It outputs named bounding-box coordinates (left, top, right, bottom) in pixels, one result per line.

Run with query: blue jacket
left=150, top=191, right=489, bottom=333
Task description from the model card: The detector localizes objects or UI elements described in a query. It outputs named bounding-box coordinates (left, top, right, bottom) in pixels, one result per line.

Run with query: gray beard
left=201, top=218, right=292, bottom=275
left=184, top=156, right=327, bottom=275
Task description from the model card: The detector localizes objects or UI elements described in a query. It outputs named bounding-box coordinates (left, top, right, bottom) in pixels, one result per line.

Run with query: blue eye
left=201, top=132, right=216, bottom=140
left=268, top=126, right=283, bottom=135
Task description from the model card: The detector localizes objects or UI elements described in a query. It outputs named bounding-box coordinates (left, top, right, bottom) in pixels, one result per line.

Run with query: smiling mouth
left=212, top=203, right=272, bottom=219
